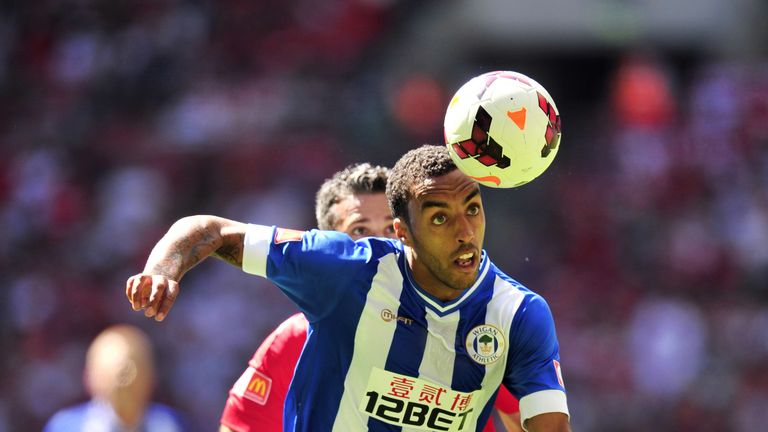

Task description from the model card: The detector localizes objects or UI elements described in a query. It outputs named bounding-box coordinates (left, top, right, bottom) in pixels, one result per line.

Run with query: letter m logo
left=244, top=369, right=273, bottom=405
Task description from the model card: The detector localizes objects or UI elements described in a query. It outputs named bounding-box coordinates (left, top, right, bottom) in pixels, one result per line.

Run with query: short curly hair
left=386, top=144, right=457, bottom=225
left=315, top=163, right=390, bottom=230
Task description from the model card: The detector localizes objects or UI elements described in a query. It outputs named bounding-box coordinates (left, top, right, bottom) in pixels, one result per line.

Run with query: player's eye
left=467, top=204, right=481, bottom=216
left=384, top=226, right=395, bottom=235
left=432, top=214, right=447, bottom=225
left=350, top=227, right=367, bottom=237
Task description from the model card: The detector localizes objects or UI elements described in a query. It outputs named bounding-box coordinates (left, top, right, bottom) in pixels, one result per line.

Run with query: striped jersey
left=243, top=225, right=568, bottom=431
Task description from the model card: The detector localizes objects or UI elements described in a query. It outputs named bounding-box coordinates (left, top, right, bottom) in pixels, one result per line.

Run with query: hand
left=125, top=274, right=180, bottom=321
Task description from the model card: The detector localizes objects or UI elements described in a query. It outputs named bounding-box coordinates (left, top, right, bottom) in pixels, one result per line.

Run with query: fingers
left=125, top=274, right=148, bottom=311
left=125, top=276, right=134, bottom=307
left=125, top=273, right=179, bottom=321
left=145, top=275, right=168, bottom=318
left=155, top=280, right=179, bottom=322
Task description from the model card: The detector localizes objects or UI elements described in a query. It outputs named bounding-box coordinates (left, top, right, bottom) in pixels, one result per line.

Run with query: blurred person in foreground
left=127, top=145, right=568, bottom=431
left=219, top=163, right=521, bottom=432
left=44, top=324, right=185, bottom=432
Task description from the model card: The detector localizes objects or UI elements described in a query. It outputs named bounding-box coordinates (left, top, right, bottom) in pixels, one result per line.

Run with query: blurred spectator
left=43, top=324, right=185, bottom=432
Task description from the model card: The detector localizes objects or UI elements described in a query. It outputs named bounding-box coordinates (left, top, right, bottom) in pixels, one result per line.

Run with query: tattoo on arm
left=143, top=216, right=238, bottom=280
left=214, top=241, right=243, bottom=267
left=147, top=252, right=185, bottom=280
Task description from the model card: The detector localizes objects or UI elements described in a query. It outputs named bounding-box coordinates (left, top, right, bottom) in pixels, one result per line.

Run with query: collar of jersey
left=402, top=250, right=490, bottom=316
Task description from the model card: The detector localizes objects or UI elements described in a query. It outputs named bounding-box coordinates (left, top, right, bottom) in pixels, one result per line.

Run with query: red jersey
left=220, top=313, right=519, bottom=432
left=221, top=313, right=308, bottom=432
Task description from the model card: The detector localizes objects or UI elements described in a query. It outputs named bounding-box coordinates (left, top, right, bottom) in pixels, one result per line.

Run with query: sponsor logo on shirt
left=360, top=367, right=479, bottom=431
left=274, top=228, right=304, bottom=244
left=380, top=308, right=414, bottom=325
left=231, top=366, right=272, bottom=405
left=465, top=325, right=505, bottom=365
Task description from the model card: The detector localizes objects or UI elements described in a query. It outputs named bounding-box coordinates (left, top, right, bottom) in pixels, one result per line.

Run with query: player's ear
left=393, top=218, right=410, bottom=246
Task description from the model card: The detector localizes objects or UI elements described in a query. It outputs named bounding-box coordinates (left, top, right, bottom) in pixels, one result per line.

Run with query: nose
left=455, top=215, right=475, bottom=244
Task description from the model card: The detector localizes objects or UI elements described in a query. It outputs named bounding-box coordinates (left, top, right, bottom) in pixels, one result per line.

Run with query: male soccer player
left=220, top=163, right=520, bottom=432
left=44, top=325, right=185, bottom=432
left=127, top=145, right=569, bottom=431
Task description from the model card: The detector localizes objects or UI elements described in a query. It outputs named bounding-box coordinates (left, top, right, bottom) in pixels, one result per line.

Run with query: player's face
left=334, top=192, right=395, bottom=240
left=395, top=169, right=485, bottom=301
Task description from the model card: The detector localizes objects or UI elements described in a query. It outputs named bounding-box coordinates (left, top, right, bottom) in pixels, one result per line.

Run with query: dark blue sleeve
left=266, top=229, right=375, bottom=321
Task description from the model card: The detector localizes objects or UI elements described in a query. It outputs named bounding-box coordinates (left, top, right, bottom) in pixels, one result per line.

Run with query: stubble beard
left=411, top=238, right=476, bottom=293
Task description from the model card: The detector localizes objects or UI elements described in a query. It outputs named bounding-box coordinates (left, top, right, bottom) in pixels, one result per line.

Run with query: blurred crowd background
left=1, top=0, right=767, bottom=431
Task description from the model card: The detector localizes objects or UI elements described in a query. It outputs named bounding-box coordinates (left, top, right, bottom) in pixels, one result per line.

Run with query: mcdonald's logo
left=244, top=369, right=273, bottom=405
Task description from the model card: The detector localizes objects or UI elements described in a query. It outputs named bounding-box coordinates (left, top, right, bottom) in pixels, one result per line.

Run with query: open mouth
left=454, top=251, right=476, bottom=269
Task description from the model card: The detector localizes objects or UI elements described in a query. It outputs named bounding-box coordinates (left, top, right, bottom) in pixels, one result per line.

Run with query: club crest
left=465, top=324, right=505, bottom=365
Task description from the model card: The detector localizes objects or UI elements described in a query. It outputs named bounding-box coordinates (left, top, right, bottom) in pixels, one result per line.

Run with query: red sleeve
left=220, top=313, right=309, bottom=432
left=493, top=386, right=520, bottom=414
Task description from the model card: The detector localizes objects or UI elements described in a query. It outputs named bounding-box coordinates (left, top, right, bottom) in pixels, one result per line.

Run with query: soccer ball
left=444, top=71, right=562, bottom=188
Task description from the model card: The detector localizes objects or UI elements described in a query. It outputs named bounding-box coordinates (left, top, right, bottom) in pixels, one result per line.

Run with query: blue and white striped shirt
left=243, top=225, right=568, bottom=431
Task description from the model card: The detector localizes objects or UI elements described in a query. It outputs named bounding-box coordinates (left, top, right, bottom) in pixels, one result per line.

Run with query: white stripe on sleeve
left=242, top=224, right=274, bottom=277
left=519, top=389, right=569, bottom=431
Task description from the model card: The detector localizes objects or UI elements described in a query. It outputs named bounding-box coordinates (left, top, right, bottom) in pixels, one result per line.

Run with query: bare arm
left=525, top=412, right=570, bottom=432
left=125, top=215, right=248, bottom=321
left=497, top=411, right=523, bottom=432
left=142, top=215, right=246, bottom=277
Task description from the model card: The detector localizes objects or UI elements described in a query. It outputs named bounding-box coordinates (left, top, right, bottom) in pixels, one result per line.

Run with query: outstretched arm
left=125, top=215, right=248, bottom=321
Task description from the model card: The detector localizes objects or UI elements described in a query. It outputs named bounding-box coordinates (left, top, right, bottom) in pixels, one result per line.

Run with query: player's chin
left=446, top=270, right=478, bottom=291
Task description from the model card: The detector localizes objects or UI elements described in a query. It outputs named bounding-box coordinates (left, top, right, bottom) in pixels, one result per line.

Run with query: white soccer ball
left=444, top=71, right=562, bottom=188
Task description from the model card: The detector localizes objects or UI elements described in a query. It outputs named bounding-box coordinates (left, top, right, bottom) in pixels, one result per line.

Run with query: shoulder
left=281, top=312, right=309, bottom=330
left=44, top=402, right=90, bottom=431
left=354, top=236, right=402, bottom=256
left=483, top=262, right=556, bottom=337
left=303, top=230, right=400, bottom=256
left=488, top=262, right=549, bottom=311
left=270, top=312, right=309, bottom=343
left=144, top=403, right=186, bottom=430
left=484, top=263, right=538, bottom=311
left=312, top=232, right=402, bottom=262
